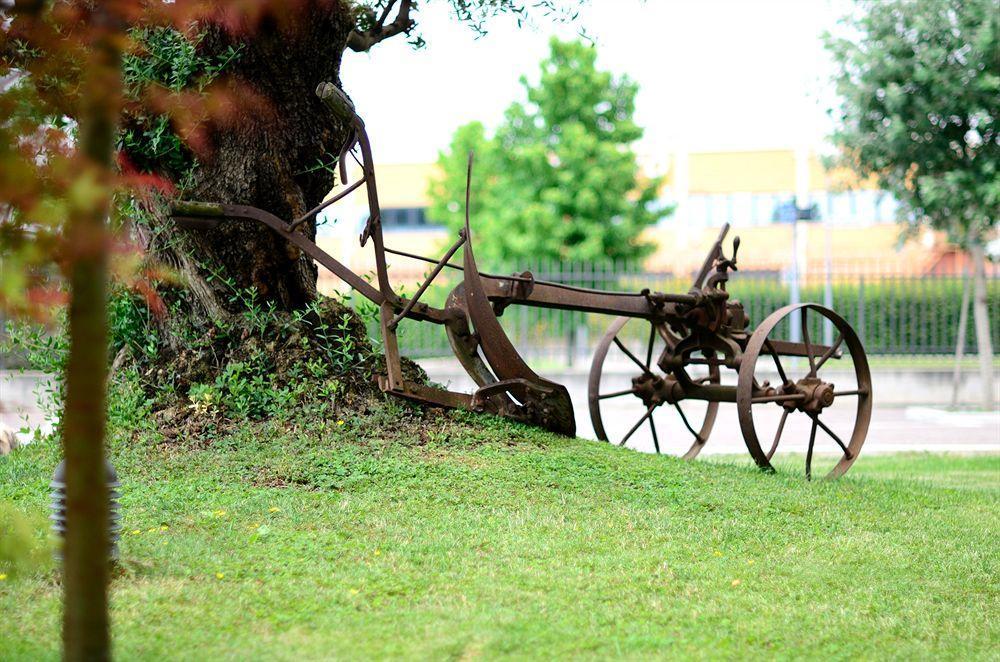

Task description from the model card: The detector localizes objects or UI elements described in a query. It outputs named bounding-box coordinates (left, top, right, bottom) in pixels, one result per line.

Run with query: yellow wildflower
left=268, top=507, right=280, bottom=513
left=336, top=420, right=345, bottom=426
left=731, top=579, right=741, bottom=587
left=0, top=573, right=7, bottom=581
left=374, top=549, right=381, bottom=556
left=160, top=526, right=169, bottom=531
left=131, top=529, right=141, bottom=536
left=216, top=572, right=225, bottom=580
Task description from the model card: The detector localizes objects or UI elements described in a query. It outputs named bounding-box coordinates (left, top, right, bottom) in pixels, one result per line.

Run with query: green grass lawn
left=1, top=408, right=997, bottom=660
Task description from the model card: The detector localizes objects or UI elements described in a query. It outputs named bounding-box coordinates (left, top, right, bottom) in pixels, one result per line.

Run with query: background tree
left=826, top=0, right=998, bottom=407
left=428, top=38, right=667, bottom=267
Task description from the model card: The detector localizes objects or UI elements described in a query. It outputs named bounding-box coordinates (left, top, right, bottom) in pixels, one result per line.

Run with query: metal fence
left=2, top=263, right=995, bottom=369
left=363, top=261, right=1000, bottom=363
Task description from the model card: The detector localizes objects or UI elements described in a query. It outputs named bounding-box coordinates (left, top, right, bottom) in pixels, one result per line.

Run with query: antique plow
left=172, top=83, right=872, bottom=479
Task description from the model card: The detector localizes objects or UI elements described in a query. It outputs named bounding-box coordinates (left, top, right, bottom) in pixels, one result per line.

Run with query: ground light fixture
left=49, top=459, right=121, bottom=560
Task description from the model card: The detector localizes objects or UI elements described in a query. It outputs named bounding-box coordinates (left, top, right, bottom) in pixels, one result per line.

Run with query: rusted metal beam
left=387, top=231, right=466, bottom=330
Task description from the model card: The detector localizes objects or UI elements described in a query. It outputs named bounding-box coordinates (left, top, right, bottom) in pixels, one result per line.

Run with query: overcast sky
left=340, top=0, right=852, bottom=167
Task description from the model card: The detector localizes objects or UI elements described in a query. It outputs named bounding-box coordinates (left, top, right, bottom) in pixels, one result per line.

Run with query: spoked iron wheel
left=588, top=316, right=719, bottom=458
left=737, top=303, right=872, bottom=479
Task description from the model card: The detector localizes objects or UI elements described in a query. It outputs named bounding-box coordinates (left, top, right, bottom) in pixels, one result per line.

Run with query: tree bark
left=62, top=11, right=120, bottom=662
left=970, top=243, right=995, bottom=410
left=950, top=269, right=971, bottom=408
left=145, top=1, right=358, bottom=324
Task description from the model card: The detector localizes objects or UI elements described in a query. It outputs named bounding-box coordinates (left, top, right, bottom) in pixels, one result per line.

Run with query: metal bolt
left=49, top=459, right=122, bottom=560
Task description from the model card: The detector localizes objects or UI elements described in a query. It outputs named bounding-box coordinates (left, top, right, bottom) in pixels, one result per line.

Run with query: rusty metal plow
left=171, top=82, right=872, bottom=479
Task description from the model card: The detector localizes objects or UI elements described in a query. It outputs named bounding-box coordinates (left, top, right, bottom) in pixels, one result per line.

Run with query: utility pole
left=790, top=145, right=812, bottom=344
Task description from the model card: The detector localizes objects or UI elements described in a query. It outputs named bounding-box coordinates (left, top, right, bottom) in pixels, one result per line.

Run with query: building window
left=771, top=197, right=820, bottom=222
left=751, top=194, right=774, bottom=226
left=830, top=192, right=853, bottom=224
left=731, top=192, right=753, bottom=225
left=875, top=192, right=899, bottom=222
left=687, top=196, right=710, bottom=227
left=381, top=207, right=435, bottom=228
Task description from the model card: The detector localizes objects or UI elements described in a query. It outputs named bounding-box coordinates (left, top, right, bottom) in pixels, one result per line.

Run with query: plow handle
left=317, top=82, right=361, bottom=188
left=691, top=223, right=730, bottom=289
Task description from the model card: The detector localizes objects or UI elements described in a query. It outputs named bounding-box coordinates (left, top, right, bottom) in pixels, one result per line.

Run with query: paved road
left=1, top=372, right=53, bottom=439
left=418, top=362, right=999, bottom=457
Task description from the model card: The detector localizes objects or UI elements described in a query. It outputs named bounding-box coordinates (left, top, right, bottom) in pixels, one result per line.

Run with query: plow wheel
left=588, top=316, right=719, bottom=458
left=737, top=303, right=872, bottom=479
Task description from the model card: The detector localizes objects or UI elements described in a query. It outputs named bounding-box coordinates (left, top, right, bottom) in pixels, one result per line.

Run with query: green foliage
left=123, top=27, right=241, bottom=94
left=109, top=287, right=160, bottom=360
left=428, top=38, right=668, bottom=267
left=2, top=286, right=161, bottom=423
left=212, top=266, right=375, bottom=377
left=119, top=26, right=243, bottom=179
left=826, top=0, right=999, bottom=244
left=107, top=365, right=156, bottom=433
left=170, top=271, right=374, bottom=421
left=1, top=319, right=69, bottom=422
left=183, top=341, right=345, bottom=422
left=356, top=0, right=586, bottom=48
left=207, top=359, right=278, bottom=419
left=1, top=284, right=375, bottom=426
left=0, top=502, right=50, bottom=580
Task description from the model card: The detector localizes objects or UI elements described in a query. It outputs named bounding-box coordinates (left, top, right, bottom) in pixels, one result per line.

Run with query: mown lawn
left=1, top=409, right=997, bottom=660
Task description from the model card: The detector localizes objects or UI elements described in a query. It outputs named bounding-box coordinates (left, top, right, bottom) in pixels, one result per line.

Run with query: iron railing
left=360, top=261, right=1000, bottom=362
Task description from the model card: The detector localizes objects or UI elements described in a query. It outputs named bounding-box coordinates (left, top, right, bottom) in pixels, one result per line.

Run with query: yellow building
left=316, top=149, right=945, bottom=294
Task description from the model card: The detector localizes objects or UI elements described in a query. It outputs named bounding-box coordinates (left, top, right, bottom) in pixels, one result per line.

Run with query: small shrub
left=0, top=502, right=50, bottom=579
left=109, top=287, right=159, bottom=359
left=1, top=319, right=68, bottom=422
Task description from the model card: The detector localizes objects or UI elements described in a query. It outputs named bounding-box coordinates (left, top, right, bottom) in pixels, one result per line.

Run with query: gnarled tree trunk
left=146, top=1, right=359, bottom=323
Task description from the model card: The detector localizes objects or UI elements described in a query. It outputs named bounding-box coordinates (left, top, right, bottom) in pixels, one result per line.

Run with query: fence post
left=0, top=311, right=5, bottom=370
left=857, top=275, right=866, bottom=349
left=566, top=260, right=575, bottom=368
left=789, top=218, right=802, bottom=343
left=823, top=225, right=834, bottom=346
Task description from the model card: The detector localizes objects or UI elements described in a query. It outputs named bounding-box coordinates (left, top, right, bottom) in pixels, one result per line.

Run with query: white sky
left=341, top=0, right=852, bottom=167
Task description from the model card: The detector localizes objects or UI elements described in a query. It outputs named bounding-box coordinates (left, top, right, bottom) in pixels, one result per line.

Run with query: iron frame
left=170, top=82, right=873, bottom=478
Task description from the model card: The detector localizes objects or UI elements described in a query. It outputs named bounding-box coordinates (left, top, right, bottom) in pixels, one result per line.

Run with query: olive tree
left=826, top=0, right=998, bottom=406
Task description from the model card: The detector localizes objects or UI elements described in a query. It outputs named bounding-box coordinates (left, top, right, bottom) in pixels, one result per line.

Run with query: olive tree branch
left=347, top=0, right=415, bottom=52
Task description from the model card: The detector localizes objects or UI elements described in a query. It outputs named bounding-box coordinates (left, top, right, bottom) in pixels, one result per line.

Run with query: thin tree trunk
left=62, top=13, right=121, bottom=661
left=970, top=243, right=995, bottom=410
left=950, top=267, right=971, bottom=408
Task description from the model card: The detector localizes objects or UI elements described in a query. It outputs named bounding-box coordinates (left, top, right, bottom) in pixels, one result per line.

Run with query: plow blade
left=460, top=218, right=576, bottom=436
